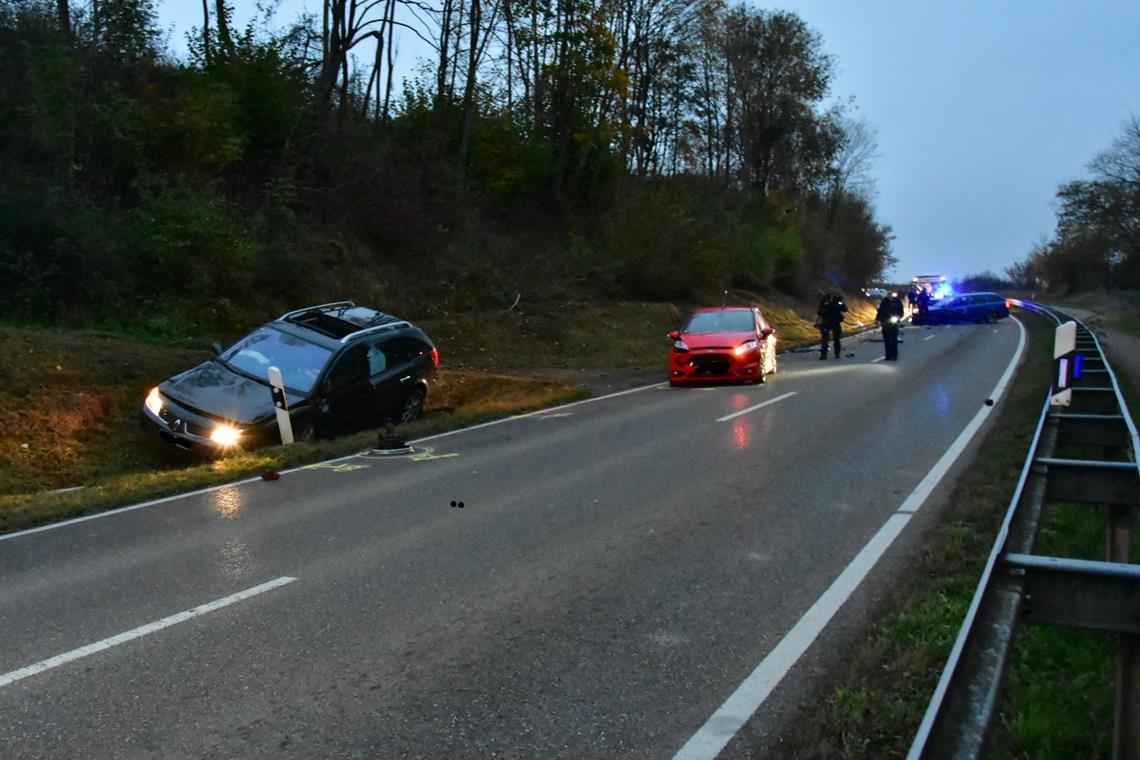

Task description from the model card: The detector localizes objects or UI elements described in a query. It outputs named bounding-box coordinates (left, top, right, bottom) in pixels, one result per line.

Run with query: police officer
left=877, top=291, right=905, bottom=361
left=817, top=290, right=848, bottom=359
left=915, top=288, right=931, bottom=325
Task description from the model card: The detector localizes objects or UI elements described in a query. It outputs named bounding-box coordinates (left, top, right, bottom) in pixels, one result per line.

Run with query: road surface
left=0, top=318, right=1024, bottom=759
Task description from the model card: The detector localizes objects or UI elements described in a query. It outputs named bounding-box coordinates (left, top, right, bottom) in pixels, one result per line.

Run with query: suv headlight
left=145, top=387, right=163, bottom=415
left=209, top=423, right=242, bottom=447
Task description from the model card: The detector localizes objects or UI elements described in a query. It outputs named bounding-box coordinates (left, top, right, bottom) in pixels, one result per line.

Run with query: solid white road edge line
left=0, top=576, right=297, bottom=689
left=1, top=381, right=669, bottom=543
left=673, top=316, right=1026, bottom=760
left=411, top=381, right=668, bottom=445
left=715, top=392, right=797, bottom=422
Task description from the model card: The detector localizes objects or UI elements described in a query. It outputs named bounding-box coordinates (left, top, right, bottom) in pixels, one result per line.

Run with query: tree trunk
left=200, top=0, right=212, bottom=66
left=382, top=0, right=396, bottom=121
left=458, top=0, right=482, bottom=172
left=56, top=0, right=71, bottom=43
left=215, top=0, right=235, bottom=59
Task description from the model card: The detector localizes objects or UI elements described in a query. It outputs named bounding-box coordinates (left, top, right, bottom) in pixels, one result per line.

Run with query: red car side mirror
left=760, top=327, right=775, bottom=337
left=667, top=330, right=681, bottom=340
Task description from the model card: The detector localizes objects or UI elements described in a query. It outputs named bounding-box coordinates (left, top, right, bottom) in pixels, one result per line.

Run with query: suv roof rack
left=278, top=301, right=356, bottom=321
left=342, top=320, right=412, bottom=343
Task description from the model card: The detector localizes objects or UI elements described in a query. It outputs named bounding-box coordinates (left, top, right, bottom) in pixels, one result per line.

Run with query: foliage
left=1012, top=116, right=1140, bottom=293
left=0, top=0, right=894, bottom=332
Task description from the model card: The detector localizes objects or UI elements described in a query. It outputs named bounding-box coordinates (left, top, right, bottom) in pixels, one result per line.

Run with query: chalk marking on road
left=0, top=577, right=297, bottom=690
left=924, top=335, right=935, bottom=341
left=305, top=462, right=369, bottom=473
left=673, top=316, right=1026, bottom=760
left=870, top=356, right=886, bottom=364
left=715, top=392, right=797, bottom=422
left=408, top=447, right=460, bottom=462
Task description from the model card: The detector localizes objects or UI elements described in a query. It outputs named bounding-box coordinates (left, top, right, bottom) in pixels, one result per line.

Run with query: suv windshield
left=684, top=310, right=754, bottom=333
left=220, top=327, right=332, bottom=393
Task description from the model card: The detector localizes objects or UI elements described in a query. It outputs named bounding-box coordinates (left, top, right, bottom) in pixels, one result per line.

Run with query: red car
left=667, top=306, right=778, bottom=385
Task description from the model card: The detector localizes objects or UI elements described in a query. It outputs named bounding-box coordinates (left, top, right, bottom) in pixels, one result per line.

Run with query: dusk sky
left=157, top=1, right=1140, bottom=283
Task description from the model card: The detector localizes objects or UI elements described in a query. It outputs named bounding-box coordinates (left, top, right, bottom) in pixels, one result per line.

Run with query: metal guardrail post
left=1120, top=637, right=1140, bottom=758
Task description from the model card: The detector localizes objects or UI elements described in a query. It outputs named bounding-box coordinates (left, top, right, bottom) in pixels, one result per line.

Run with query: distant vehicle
left=667, top=306, right=777, bottom=385
left=141, top=302, right=439, bottom=453
left=863, top=287, right=889, bottom=299
left=913, top=274, right=954, bottom=300
left=924, top=292, right=1011, bottom=324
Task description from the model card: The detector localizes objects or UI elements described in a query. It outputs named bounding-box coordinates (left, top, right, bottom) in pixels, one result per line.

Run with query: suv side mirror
left=667, top=330, right=681, bottom=340
left=211, top=341, right=223, bottom=356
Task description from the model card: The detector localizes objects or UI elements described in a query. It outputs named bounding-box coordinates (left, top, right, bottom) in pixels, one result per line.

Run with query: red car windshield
left=683, top=310, right=754, bottom=333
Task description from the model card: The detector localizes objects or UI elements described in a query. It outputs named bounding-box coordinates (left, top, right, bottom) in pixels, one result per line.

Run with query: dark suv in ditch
left=141, top=302, right=439, bottom=453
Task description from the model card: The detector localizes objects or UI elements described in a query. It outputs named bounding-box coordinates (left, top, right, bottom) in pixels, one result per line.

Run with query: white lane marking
left=871, top=356, right=886, bottom=363
left=715, top=392, right=797, bottom=422
left=673, top=515, right=912, bottom=760
left=0, top=477, right=269, bottom=543
left=673, top=316, right=1027, bottom=760
left=924, top=335, right=935, bottom=341
left=0, top=577, right=297, bottom=689
left=2, top=382, right=668, bottom=543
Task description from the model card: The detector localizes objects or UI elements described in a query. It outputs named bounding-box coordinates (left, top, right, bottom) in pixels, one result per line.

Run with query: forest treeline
left=1008, top=117, right=1140, bottom=293
left=0, top=0, right=893, bottom=333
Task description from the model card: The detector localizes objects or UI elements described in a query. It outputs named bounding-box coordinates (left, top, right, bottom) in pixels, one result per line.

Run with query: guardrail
left=908, top=302, right=1140, bottom=759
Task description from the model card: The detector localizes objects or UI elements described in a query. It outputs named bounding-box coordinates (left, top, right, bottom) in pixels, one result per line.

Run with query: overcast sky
left=156, top=0, right=1139, bottom=283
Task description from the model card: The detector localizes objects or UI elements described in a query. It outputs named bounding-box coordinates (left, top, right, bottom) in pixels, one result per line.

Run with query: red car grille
left=691, top=354, right=732, bottom=375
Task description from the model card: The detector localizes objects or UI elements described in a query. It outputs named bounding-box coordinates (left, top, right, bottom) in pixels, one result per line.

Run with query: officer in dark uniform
left=817, top=290, right=848, bottom=359
left=915, top=288, right=931, bottom=325
left=877, top=291, right=905, bottom=361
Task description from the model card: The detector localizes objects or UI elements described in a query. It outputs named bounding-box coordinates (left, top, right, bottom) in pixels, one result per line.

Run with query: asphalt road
left=0, top=319, right=1023, bottom=759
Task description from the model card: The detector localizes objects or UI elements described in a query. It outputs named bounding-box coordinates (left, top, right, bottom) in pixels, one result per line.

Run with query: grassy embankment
left=771, top=309, right=1134, bottom=759
left=0, top=294, right=876, bottom=533
left=1054, top=289, right=1140, bottom=337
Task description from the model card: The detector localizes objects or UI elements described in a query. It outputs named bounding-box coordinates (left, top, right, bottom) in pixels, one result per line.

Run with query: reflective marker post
left=267, top=366, right=294, bottom=445
left=1050, top=320, right=1078, bottom=407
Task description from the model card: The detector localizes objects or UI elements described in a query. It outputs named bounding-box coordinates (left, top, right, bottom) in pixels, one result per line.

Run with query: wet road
left=0, top=319, right=1023, bottom=759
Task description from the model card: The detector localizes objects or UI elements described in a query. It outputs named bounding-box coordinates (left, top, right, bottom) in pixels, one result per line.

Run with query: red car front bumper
left=669, top=348, right=761, bottom=384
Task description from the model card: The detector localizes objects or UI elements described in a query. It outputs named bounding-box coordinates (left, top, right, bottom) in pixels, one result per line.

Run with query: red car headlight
left=733, top=340, right=759, bottom=357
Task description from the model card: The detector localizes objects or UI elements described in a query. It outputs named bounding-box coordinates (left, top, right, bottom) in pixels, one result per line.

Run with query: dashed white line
left=871, top=356, right=886, bottom=363
left=0, top=577, right=297, bottom=689
left=924, top=335, right=935, bottom=341
left=673, top=316, right=1027, bottom=760
left=715, top=392, right=797, bottom=422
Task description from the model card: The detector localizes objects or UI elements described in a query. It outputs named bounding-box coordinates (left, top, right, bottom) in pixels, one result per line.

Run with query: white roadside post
left=1050, top=320, right=1078, bottom=407
left=267, top=366, right=294, bottom=444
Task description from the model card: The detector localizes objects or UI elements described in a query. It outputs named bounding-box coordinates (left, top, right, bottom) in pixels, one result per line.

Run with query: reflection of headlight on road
left=145, top=387, right=163, bottom=415
left=210, top=424, right=242, bottom=447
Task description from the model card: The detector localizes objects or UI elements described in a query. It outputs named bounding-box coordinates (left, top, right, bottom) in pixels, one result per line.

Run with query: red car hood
left=680, top=331, right=755, bottom=349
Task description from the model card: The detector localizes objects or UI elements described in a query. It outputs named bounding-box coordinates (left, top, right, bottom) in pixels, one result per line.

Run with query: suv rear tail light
left=431, top=347, right=440, bottom=367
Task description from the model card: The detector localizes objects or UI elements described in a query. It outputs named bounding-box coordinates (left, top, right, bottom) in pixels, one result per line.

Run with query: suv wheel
left=398, top=387, right=426, bottom=423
